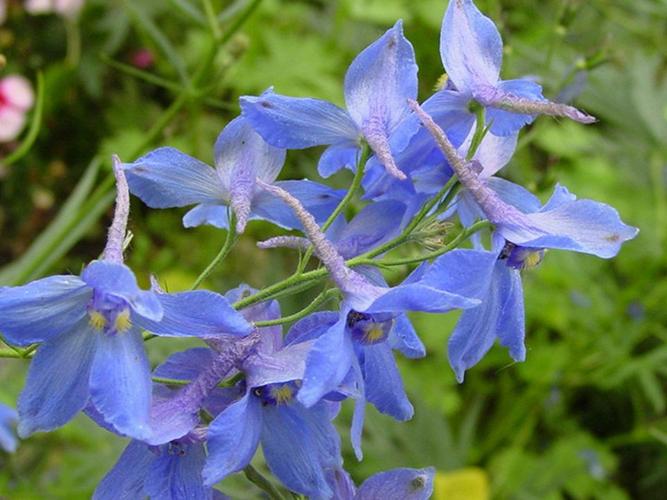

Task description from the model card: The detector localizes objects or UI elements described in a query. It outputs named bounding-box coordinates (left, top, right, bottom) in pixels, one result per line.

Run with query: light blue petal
left=226, top=284, right=282, bottom=354
left=355, top=467, right=435, bottom=500
left=448, top=263, right=522, bottom=382
left=93, top=440, right=154, bottom=500
left=245, top=341, right=312, bottom=388
left=261, top=402, right=340, bottom=498
left=204, top=392, right=262, bottom=485
left=344, top=20, right=418, bottom=132
left=420, top=248, right=499, bottom=299
left=318, top=142, right=360, bottom=178
left=540, top=182, right=576, bottom=211
left=81, top=261, right=163, bottom=321
left=472, top=130, right=518, bottom=178
left=362, top=343, right=413, bottom=421
left=154, top=347, right=216, bottom=381
left=440, top=0, right=502, bottom=91
left=298, top=313, right=354, bottom=407
left=486, top=177, right=541, bottom=213
left=388, top=314, right=425, bottom=359
left=135, top=290, right=252, bottom=338
left=482, top=79, right=545, bottom=136
left=326, top=467, right=357, bottom=499
left=89, top=328, right=152, bottom=440
left=183, top=203, right=230, bottom=229
left=0, top=275, right=89, bottom=346
left=284, top=311, right=339, bottom=346
left=251, top=180, right=344, bottom=230
left=18, top=319, right=96, bottom=437
left=146, top=442, right=209, bottom=500
left=124, top=147, right=224, bottom=208
left=240, top=89, right=359, bottom=148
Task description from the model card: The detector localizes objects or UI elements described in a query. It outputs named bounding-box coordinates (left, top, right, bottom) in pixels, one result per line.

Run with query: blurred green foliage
left=0, top=0, right=666, bottom=498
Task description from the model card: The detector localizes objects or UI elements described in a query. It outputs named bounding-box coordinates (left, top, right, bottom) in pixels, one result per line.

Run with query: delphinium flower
left=240, top=21, right=417, bottom=180
left=0, top=157, right=251, bottom=439
left=409, top=99, right=639, bottom=380
left=327, top=466, right=435, bottom=500
left=256, top=180, right=498, bottom=456
left=0, top=75, right=34, bottom=142
left=0, top=403, right=18, bottom=453
left=124, top=116, right=343, bottom=233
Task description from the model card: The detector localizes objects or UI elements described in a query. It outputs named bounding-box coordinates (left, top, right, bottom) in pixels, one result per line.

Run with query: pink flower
left=25, top=0, right=84, bottom=18
left=0, top=75, right=35, bottom=142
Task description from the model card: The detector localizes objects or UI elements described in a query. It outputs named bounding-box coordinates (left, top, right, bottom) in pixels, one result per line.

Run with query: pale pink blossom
left=0, top=75, right=35, bottom=142
left=25, top=0, right=84, bottom=18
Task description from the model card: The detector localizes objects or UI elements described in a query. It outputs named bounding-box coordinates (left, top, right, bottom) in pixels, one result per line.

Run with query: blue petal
left=245, top=341, right=312, bottom=389
left=388, top=314, right=425, bottom=359
left=124, top=147, right=223, bottom=208
left=0, top=404, right=18, bottom=453
left=0, top=275, right=90, bottom=346
left=154, top=347, right=216, bottom=381
left=326, top=467, right=357, bottom=499
left=93, top=440, right=154, bottom=500
left=448, top=263, right=523, bottom=382
left=318, top=141, right=360, bottom=178
left=284, top=311, right=339, bottom=346
left=251, top=180, right=344, bottom=230
left=440, top=0, right=502, bottom=91
left=471, top=131, right=518, bottom=178
left=81, top=261, right=162, bottom=321
left=18, top=320, right=96, bottom=437
left=298, top=313, right=354, bottom=407
left=334, top=201, right=406, bottom=259
left=486, top=177, right=541, bottom=213
left=89, top=328, right=152, bottom=440
left=419, top=248, right=499, bottom=299
left=261, top=402, right=341, bottom=498
left=344, top=20, right=418, bottom=132
left=362, top=343, right=413, bottom=420
left=135, top=290, right=252, bottom=338
left=483, top=79, right=545, bottom=136
left=240, top=89, right=359, bottom=148
left=183, top=204, right=230, bottom=229
left=146, top=442, right=210, bottom=500
left=355, top=467, right=435, bottom=500
left=226, top=284, right=283, bottom=354
left=204, top=392, right=262, bottom=485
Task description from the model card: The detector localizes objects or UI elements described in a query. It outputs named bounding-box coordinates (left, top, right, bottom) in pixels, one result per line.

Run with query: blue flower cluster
left=0, top=0, right=637, bottom=498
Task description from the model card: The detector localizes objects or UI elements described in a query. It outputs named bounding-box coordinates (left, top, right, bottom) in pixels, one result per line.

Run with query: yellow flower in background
left=434, top=467, right=489, bottom=500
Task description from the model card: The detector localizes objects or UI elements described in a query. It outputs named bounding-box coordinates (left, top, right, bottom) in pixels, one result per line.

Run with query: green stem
left=243, top=464, right=287, bottom=500
left=191, top=213, right=237, bottom=290
left=2, top=72, right=45, bottom=167
left=201, top=0, right=223, bottom=41
left=466, top=106, right=488, bottom=160
left=65, top=19, right=81, bottom=67
left=254, top=288, right=339, bottom=327
left=220, top=0, right=264, bottom=45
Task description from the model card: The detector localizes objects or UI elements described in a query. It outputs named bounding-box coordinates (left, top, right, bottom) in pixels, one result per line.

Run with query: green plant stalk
left=254, top=288, right=339, bottom=327
left=243, top=464, right=287, bottom=500
left=191, top=212, right=238, bottom=290
left=2, top=72, right=45, bottom=167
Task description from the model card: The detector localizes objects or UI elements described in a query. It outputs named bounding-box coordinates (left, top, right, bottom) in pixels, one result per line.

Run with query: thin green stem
left=220, top=0, right=264, bottom=45
left=191, top=213, right=237, bottom=290
left=254, top=288, right=339, bottom=327
left=201, top=0, right=223, bottom=41
left=243, top=464, right=287, bottom=500
left=466, top=106, right=488, bottom=160
left=65, top=19, right=81, bottom=67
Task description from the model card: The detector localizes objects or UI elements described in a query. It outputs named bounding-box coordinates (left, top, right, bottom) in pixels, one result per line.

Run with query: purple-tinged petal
left=464, top=128, right=517, bottom=178
left=420, top=248, right=499, bottom=299
left=93, top=441, right=154, bottom=500
left=154, top=347, right=216, bottom=381
left=0, top=404, right=18, bottom=453
left=134, top=290, right=252, bottom=338
left=146, top=442, right=209, bottom=500
left=284, top=311, right=339, bottom=346
left=318, top=141, right=361, bottom=178
left=183, top=204, right=230, bottom=229
left=448, top=262, right=523, bottom=382
left=204, top=392, right=262, bottom=485
left=327, top=467, right=357, bottom=499
left=481, top=79, right=544, bottom=136
left=350, top=368, right=366, bottom=461
left=103, top=156, right=131, bottom=264
left=89, top=328, right=152, bottom=440
left=364, top=283, right=479, bottom=314
left=81, top=261, right=162, bottom=321
left=361, top=343, right=413, bottom=421
left=226, top=284, right=282, bottom=354
left=124, top=147, right=224, bottom=208
left=240, top=90, right=359, bottom=148
left=344, top=21, right=417, bottom=133
left=245, top=341, right=313, bottom=388
left=261, top=402, right=341, bottom=498
left=251, top=180, right=344, bottom=230
left=388, top=314, right=425, bottom=359
left=440, top=0, right=503, bottom=92
left=298, top=314, right=354, bottom=407
left=0, top=275, right=90, bottom=346
left=18, top=320, right=96, bottom=437
left=363, top=118, right=407, bottom=180
left=486, top=177, right=541, bottom=213
left=213, top=116, right=286, bottom=233
left=355, top=467, right=435, bottom=500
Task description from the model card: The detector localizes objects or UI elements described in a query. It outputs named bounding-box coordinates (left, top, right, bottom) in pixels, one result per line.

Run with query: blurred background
left=0, top=0, right=665, bottom=498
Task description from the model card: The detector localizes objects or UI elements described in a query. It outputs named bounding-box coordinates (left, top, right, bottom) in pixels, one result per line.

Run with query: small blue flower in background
left=327, top=466, right=435, bottom=499
left=0, top=158, right=251, bottom=440
left=240, top=21, right=417, bottom=180
left=124, top=116, right=343, bottom=233
left=0, top=403, right=18, bottom=453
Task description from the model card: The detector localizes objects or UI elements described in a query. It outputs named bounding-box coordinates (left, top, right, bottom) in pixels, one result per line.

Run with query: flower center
left=87, top=291, right=132, bottom=334
left=346, top=310, right=394, bottom=345
left=252, top=381, right=302, bottom=406
left=499, top=241, right=545, bottom=270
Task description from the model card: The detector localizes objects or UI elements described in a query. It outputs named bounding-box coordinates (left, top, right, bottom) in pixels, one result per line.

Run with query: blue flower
left=0, top=159, right=252, bottom=440
left=438, top=0, right=595, bottom=137
left=124, top=116, right=343, bottom=233
left=0, top=403, right=18, bottom=453
left=240, top=21, right=418, bottom=179
left=327, top=466, right=435, bottom=500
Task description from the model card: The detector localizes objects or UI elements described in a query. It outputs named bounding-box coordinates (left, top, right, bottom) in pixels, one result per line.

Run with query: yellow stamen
left=434, top=73, right=449, bottom=91
left=114, top=309, right=132, bottom=332
left=523, top=252, right=543, bottom=269
left=89, top=311, right=106, bottom=331
left=271, top=385, right=294, bottom=405
left=364, top=325, right=385, bottom=343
